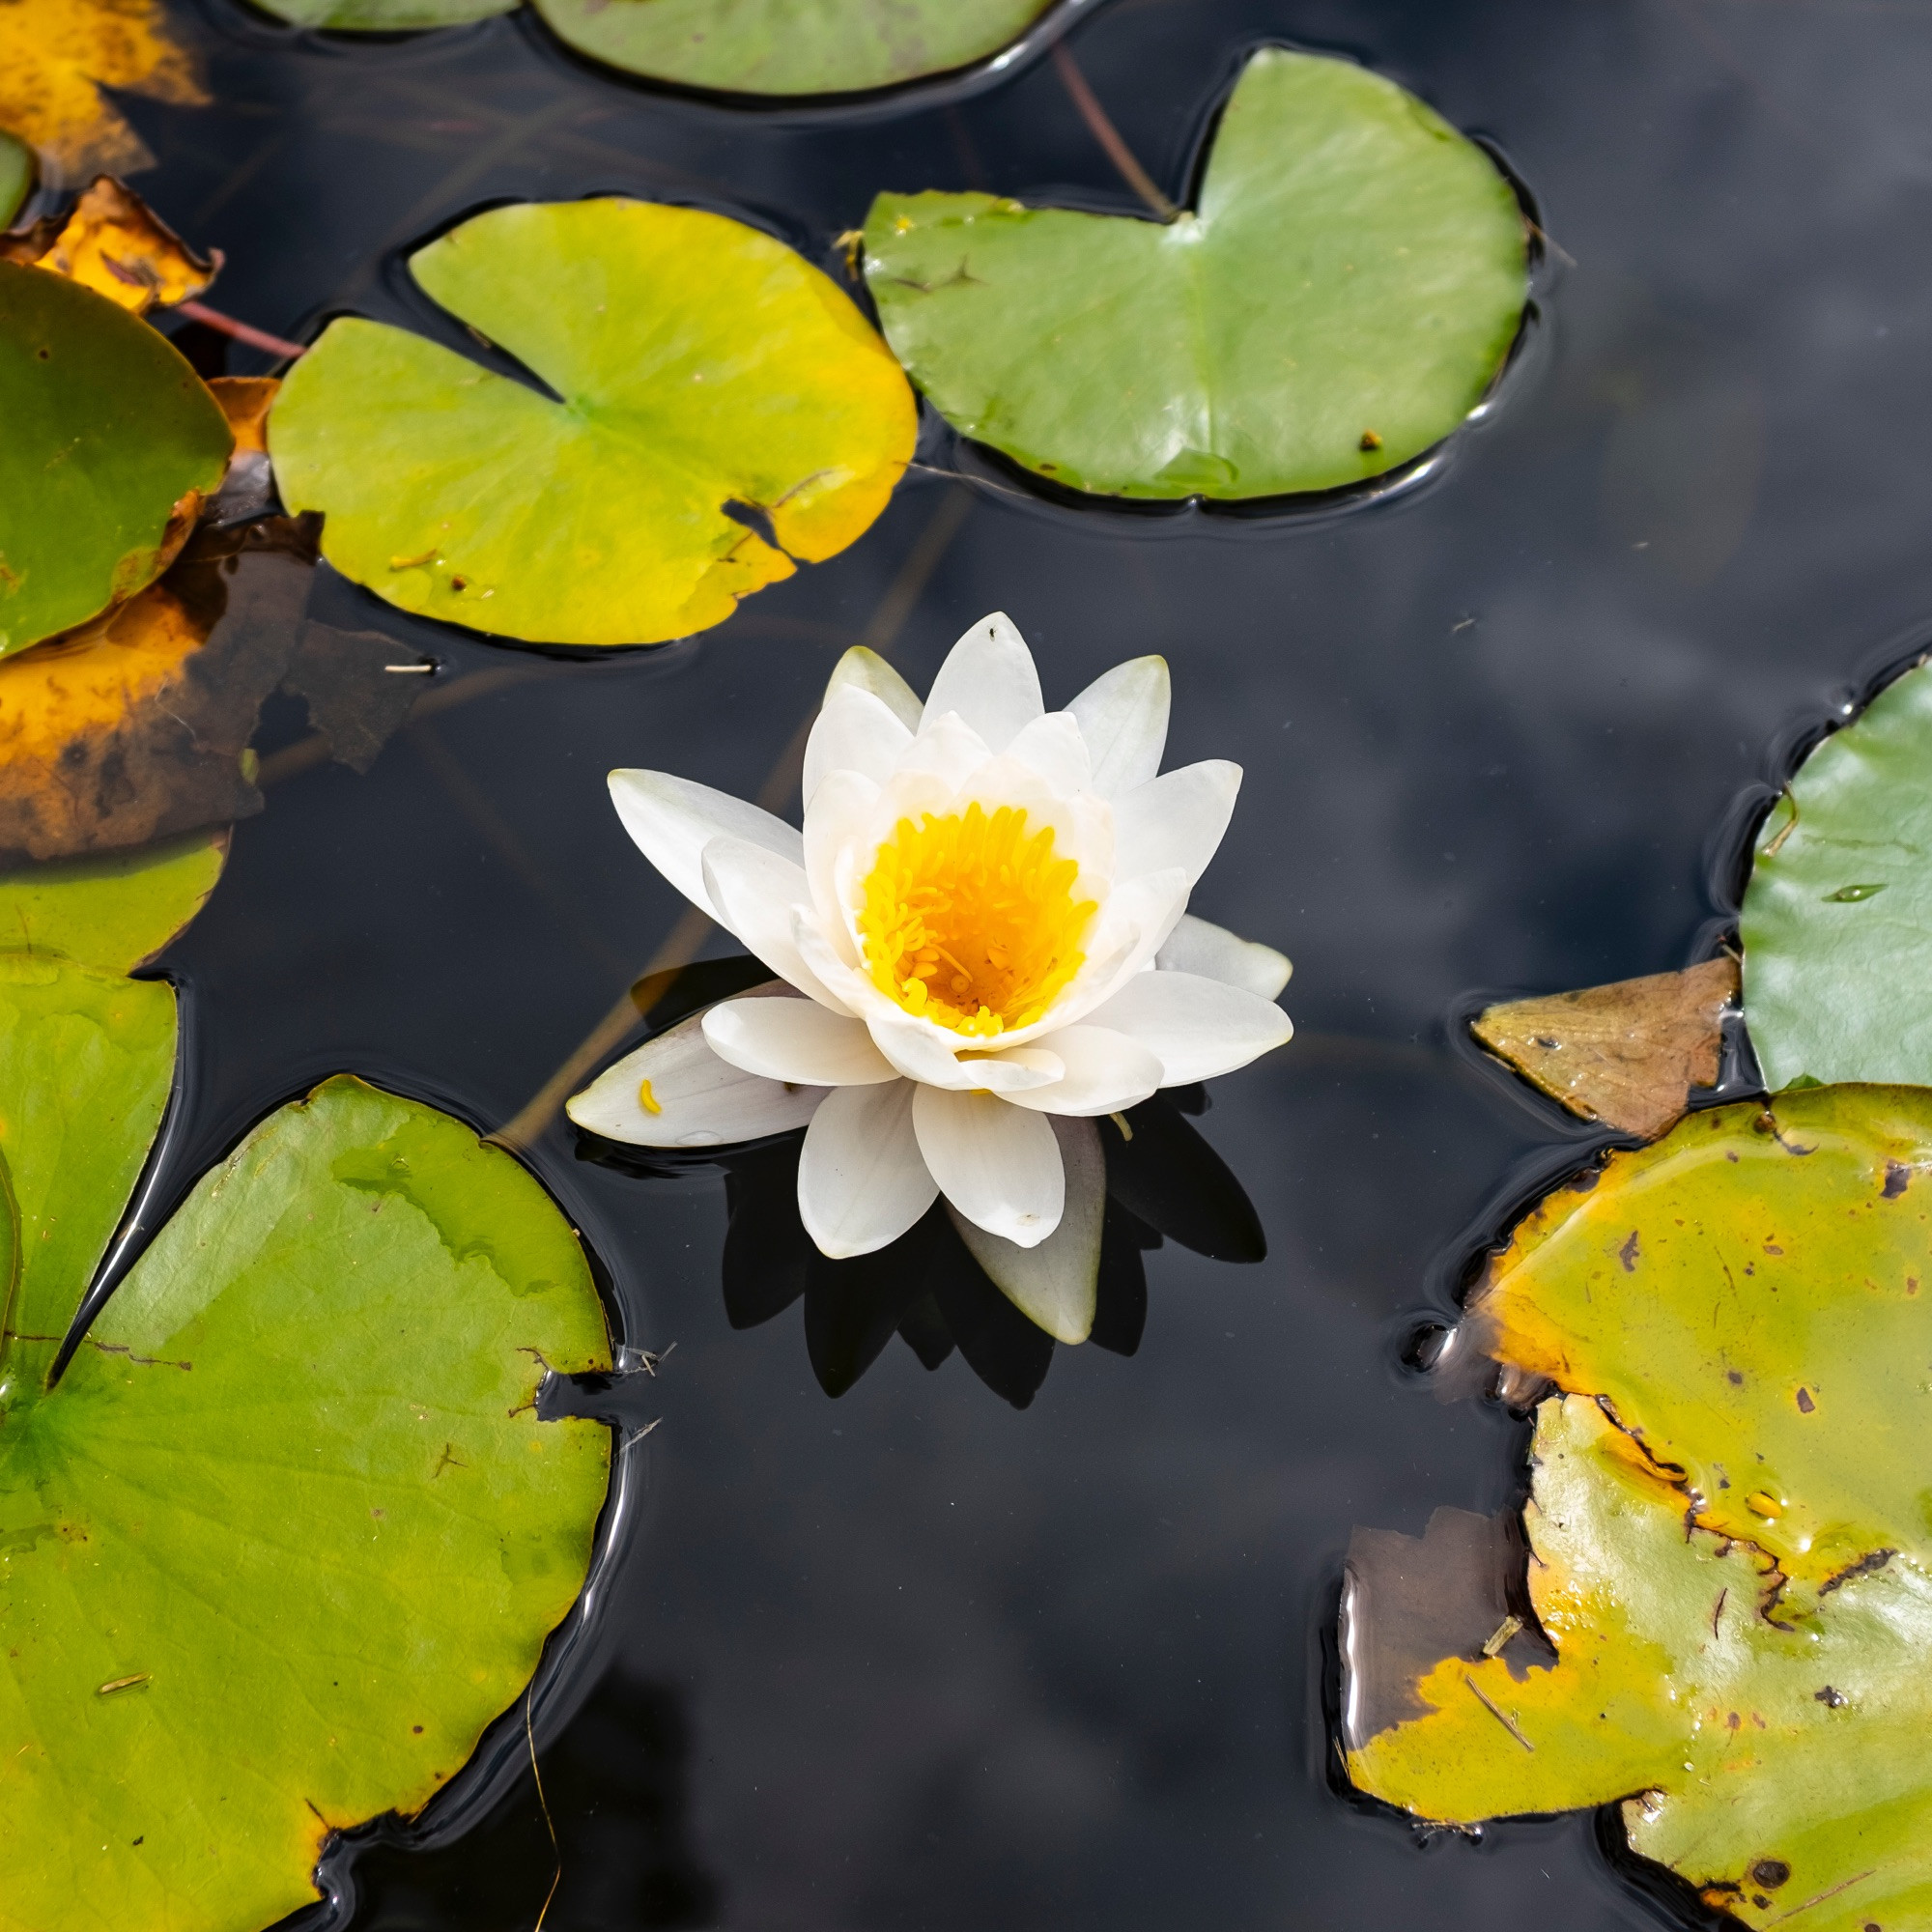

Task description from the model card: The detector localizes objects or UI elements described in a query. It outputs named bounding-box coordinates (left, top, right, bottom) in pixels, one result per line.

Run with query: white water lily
left=568, top=613, right=1292, bottom=1342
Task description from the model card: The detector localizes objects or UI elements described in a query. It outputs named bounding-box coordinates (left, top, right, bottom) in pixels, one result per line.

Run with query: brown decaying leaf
left=0, top=174, right=218, bottom=311
left=208, top=376, right=278, bottom=454
left=1343, top=1507, right=1555, bottom=1747
left=0, top=544, right=306, bottom=862
left=1472, top=956, right=1740, bottom=1141
left=206, top=377, right=282, bottom=525
left=0, top=515, right=430, bottom=862
left=282, top=623, right=430, bottom=774
left=0, top=0, right=207, bottom=182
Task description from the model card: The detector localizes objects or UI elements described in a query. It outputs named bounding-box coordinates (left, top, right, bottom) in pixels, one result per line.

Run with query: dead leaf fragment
left=206, top=376, right=281, bottom=524
left=282, top=622, right=430, bottom=773
left=208, top=376, right=278, bottom=454
left=0, top=545, right=308, bottom=862
left=1472, top=957, right=1740, bottom=1140
left=0, top=175, right=217, bottom=310
left=0, top=0, right=207, bottom=182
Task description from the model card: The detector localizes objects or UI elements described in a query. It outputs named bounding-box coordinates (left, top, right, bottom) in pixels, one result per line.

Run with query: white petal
left=803, top=766, right=880, bottom=935
left=700, top=838, right=849, bottom=1012
left=1154, top=912, right=1293, bottom=1000
left=824, top=643, right=922, bottom=730
left=566, top=1005, right=825, bottom=1147
left=913, top=1087, right=1064, bottom=1248
left=702, top=997, right=898, bottom=1087
left=1112, top=761, right=1240, bottom=887
left=609, top=770, right=803, bottom=923
left=798, top=1079, right=936, bottom=1259
left=1004, top=711, right=1092, bottom=796
left=1087, top=970, right=1293, bottom=1083
left=802, top=688, right=913, bottom=808
left=866, top=1016, right=1063, bottom=1092
left=1033, top=866, right=1192, bottom=1031
left=892, top=710, right=992, bottom=788
left=948, top=1116, right=1103, bottom=1343
left=997, top=1024, right=1164, bottom=1116
left=1068, top=656, right=1169, bottom=798
left=921, top=611, right=1043, bottom=751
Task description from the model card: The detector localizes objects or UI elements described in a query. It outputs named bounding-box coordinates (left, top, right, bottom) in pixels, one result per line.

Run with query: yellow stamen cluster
left=856, top=803, right=1094, bottom=1037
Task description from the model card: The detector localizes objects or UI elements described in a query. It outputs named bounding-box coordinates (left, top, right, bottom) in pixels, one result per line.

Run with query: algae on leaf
left=270, top=198, right=917, bottom=646
left=863, top=47, right=1529, bottom=500
left=1349, top=1088, right=1932, bottom=1932
left=1743, top=659, right=1932, bottom=1089
left=0, top=261, right=231, bottom=657
left=531, top=0, right=1056, bottom=98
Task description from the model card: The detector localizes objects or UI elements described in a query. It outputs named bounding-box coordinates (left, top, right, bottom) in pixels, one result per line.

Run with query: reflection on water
left=74, top=0, right=1932, bottom=1921
left=581, top=1035, right=1263, bottom=1406
left=343, top=1669, right=720, bottom=1931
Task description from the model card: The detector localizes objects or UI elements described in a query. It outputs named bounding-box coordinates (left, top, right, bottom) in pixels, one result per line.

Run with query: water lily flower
left=569, top=613, right=1292, bottom=1342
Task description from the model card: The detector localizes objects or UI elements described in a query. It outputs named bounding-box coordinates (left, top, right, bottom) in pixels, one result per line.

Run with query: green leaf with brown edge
left=0, top=261, right=232, bottom=658
left=0, top=1076, right=612, bottom=1932
left=1348, top=1087, right=1932, bottom=1931
left=1743, top=658, right=1932, bottom=1090
left=528, top=0, right=1054, bottom=98
left=863, top=47, right=1528, bottom=500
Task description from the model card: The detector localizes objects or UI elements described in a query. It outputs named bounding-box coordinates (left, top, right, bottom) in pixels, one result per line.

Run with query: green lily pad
left=0, top=1078, right=612, bottom=1932
left=1349, top=1088, right=1932, bottom=1931
left=0, top=838, right=612, bottom=1928
left=862, top=46, right=1529, bottom=500
left=270, top=198, right=916, bottom=646
left=0, top=130, right=31, bottom=228
left=251, top=0, right=513, bottom=26
left=0, top=830, right=227, bottom=973
left=1742, top=660, right=1932, bottom=1089
left=0, top=261, right=232, bottom=659
left=529, top=0, right=1055, bottom=98
left=0, top=833, right=226, bottom=1353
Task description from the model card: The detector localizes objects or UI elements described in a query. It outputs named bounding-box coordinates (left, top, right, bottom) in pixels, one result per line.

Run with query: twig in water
left=1050, top=42, right=1177, bottom=220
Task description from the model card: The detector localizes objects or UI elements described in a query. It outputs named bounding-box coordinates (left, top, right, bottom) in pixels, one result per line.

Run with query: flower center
left=856, top=803, right=1095, bottom=1037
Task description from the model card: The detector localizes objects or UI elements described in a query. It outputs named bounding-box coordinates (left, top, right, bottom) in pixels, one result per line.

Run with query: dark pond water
left=95, top=0, right=1932, bottom=1922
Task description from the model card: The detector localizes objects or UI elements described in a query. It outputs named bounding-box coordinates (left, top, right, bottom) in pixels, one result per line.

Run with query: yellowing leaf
left=270, top=199, right=918, bottom=647
left=1472, top=957, right=1739, bottom=1140
left=208, top=373, right=277, bottom=453
left=0, top=175, right=218, bottom=311
left=1350, top=1089, right=1932, bottom=1932
left=0, top=0, right=206, bottom=182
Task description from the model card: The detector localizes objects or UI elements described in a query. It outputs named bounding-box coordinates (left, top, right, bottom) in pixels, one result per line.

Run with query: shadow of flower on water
left=574, top=958, right=1265, bottom=1409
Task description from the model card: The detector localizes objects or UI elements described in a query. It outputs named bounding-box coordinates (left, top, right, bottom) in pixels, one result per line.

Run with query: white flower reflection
left=568, top=613, right=1292, bottom=1342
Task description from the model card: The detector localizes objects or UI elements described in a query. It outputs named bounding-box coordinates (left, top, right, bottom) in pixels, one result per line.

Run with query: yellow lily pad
left=269, top=198, right=917, bottom=646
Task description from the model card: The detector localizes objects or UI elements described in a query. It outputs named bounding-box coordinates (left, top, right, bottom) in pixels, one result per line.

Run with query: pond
left=6, top=0, right=1931, bottom=1927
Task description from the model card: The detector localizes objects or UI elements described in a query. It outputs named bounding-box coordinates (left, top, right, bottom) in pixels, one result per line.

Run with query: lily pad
left=1349, top=1087, right=1932, bottom=1930
left=270, top=198, right=916, bottom=646
left=0, top=131, right=31, bottom=226
left=0, top=828, right=226, bottom=972
left=0, top=0, right=207, bottom=179
left=862, top=46, right=1528, bottom=500
left=0, top=260, right=232, bottom=658
left=1742, top=660, right=1932, bottom=1089
left=530, top=0, right=1056, bottom=99
left=253, top=0, right=514, bottom=26
left=0, top=1078, right=612, bottom=1932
